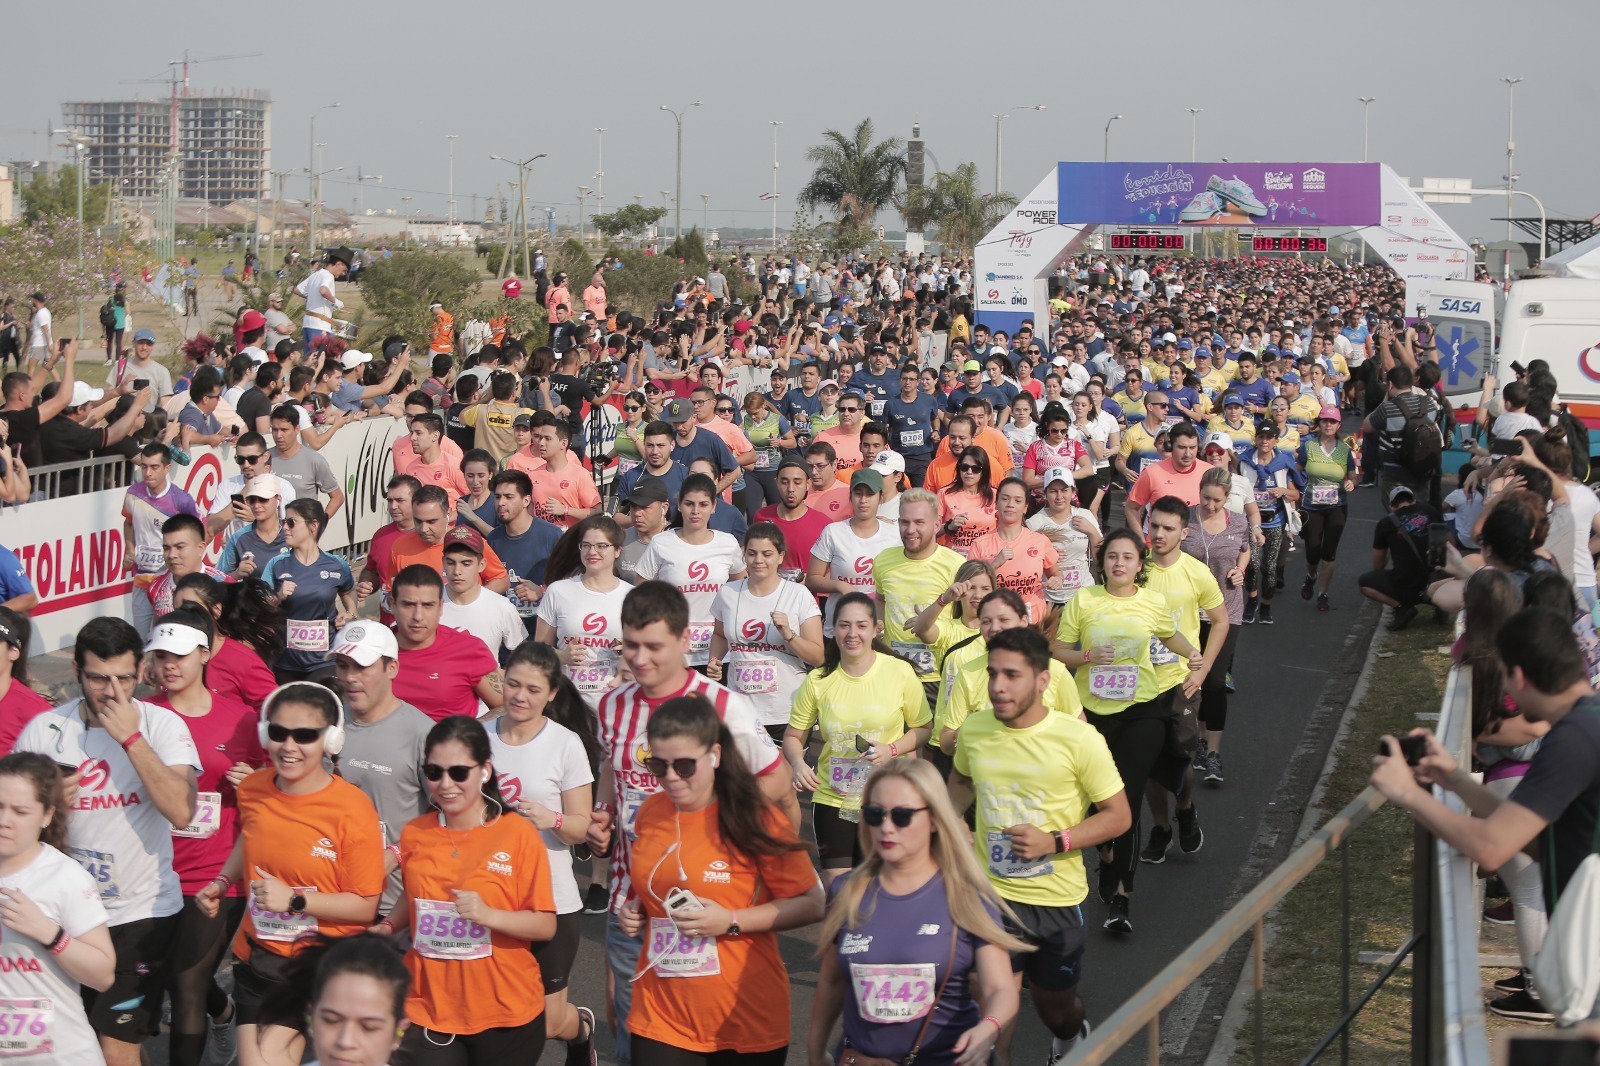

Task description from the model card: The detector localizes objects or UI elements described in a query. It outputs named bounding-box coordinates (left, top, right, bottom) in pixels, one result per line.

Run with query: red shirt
left=502, top=278, right=522, bottom=299
left=753, top=505, right=834, bottom=581
left=151, top=692, right=264, bottom=895
left=395, top=625, right=498, bottom=721
left=0, top=677, right=51, bottom=756
left=208, top=636, right=278, bottom=712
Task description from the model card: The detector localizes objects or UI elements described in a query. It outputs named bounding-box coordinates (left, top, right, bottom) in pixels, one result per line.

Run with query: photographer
left=540, top=345, right=598, bottom=453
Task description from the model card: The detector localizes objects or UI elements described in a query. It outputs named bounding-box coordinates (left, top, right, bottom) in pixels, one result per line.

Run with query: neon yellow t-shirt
left=953, top=709, right=1124, bottom=907
left=873, top=546, right=965, bottom=681
left=935, top=649, right=1081, bottom=741
left=789, top=654, right=931, bottom=810
left=1207, top=415, right=1255, bottom=454
left=1117, top=421, right=1163, bottom=484
left=1143, top=553, right=1225, bottom=694
left=1054, top=584, right=1177, bottom=713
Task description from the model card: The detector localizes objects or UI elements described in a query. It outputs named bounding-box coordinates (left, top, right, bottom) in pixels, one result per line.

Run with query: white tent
left=1546, top=231, right=1600, bottom=279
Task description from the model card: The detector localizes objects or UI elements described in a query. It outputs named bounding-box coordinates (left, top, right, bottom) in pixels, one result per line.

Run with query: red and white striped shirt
left=595, top=671, right=782, bottom=913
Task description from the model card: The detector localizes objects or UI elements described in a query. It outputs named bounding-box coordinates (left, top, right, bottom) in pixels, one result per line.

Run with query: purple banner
left=1057, top=162, right=1381, bottom=228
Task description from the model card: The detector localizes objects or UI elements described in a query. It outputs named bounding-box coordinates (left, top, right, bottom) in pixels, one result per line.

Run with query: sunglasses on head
left=266, top=723, right=327, bottom=745
left=645, top=755, right=704, bottom=779
left=862, top=804, right=928, bottom=828
left=423, top=763, right=479, bottom=783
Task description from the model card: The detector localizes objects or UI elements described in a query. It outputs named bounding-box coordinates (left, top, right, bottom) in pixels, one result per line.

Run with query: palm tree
left=898, top=163, right=1017, bottom=253
left=798, top=120, right=905, bottom=230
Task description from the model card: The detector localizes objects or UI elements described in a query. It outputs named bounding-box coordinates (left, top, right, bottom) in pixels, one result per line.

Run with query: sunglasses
left=237, top=453, right=265, bottom=464
left=862, top=804, right=928, bottom=828
left=839, top=406, right=861, bottom=414
left=958, top=464, right=983, bottom=473
left=716, top=407, right=735, bottom=415
left=245, top=495, right=272, bottom=504
left=645, top=754, right=704, bottom=779
left=266, top=723, right=327, bottom=745
left=1146, top=401, right=1169, bottom=408
left=625, top=405, right=643, bottom=413
left=423, top=763, right=479, bottom=783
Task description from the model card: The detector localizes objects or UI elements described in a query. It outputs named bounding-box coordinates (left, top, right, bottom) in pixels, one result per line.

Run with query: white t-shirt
left=488, top=718, right=594, bottom=915
left=207, top=472, right=295, bottom=541
left=1072, top=415, right=1116, bottom=470
left=534, top=576, right=629, bottom=707
left=1492, top=410, right=1542, bottom=440
left=28, top=306, right=50, bottom=351
left=1027, top=507, right=1100, bottom=602
left=297, top=268, right=337, bottom=328
left=877, top=494, right=902, bottom=524
left=1567, top=481, right=1600, bottom=589
left=810, top=518, right=902, bottom=635
left=15, top=700, right=201, bottom=925
left=710, top=579, right=822, bottom=727
left=634, top=530, right=745, bottom=665
left=441, top=588, right=525, bottom=659
left=0, top=844, right=108, bottom=1063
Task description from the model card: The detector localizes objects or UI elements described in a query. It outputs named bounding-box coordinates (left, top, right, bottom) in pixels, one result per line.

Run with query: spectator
left=1363, top=363, right=1441, bottom=502
left=0, top=544, right=37, bottom=614
left=463, top=371, right=534, bottom=463
left=0, top=335, right=79, bottom=465
left=263, top=291, right=295, bottom=350
left=235, top=361, right=284, bottom=436
left=110, top=329, right=174, bottom=411
left=218, top=475, right=287, bottom=580
left=204, top=434, right=294, bottom=542
left=176, top=367, right=240, bottom=450
left=332, top=347, right=410, bottom=414
left=39, top=380, right=148, bottom=474
left=1358, top=485, right=1442, bottom=630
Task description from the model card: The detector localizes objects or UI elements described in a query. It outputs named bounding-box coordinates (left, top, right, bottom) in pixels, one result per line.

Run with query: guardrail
left=29, top=454, right=131, bottom=497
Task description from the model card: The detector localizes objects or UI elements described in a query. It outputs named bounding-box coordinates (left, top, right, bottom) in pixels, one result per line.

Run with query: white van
left=1498, top=278, right=1600, bottom=424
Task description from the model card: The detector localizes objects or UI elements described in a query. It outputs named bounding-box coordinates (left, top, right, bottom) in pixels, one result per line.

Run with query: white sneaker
left=1045, top=1019, right=1092, bottom=1065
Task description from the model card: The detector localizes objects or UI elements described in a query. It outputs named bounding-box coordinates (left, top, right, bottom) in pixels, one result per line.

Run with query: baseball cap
left=850, top=468, right=884, bottom=494
left=1203, top=432, right=1233, bottom=453
left=243, top=475, right=279, bottom=500
left=1052, top=355, right=1071, bottom=367
left=662, top=398, right=693, bottom=423
left=1177, top=338, right=1193, bottom=351
left=819, top=379, right=840, bottom=390
left=70, top=381, right=104, bottom=407
left=145, top=621, right=211, bottom=657
left=871, top=450, right=905, bottom=476
left=238, top=310, right=266, bottom=334
left=1222, top=392, right=1244, bottom=407
left=340, top=349, right=373, bottom=371
left=1256, top=422, right=1280, bottom=438
left=1043, top=466, right=1074, bottom=488
left=133, top=327, right=157, bottom=344
left=941, top=361, right=959, bottom=373
left=1162, top=332, right=1178, bottom=345
left=1387, top=485, right=1416, bottom=505
left=443, top=526, right=485, bottom=556
left=868, top=343, right=886, bottom=355
left=1279, top=371, right=1300, bottom=384
left=623, top=478, right=670, bottom=507
left=512, top=413, right=534, bottom=429
left=962, top=359, right=982, bottom=373
left=332, top=621, right=399, bottom=666
left=1318, top=405, right=1342, bottom=422
left=0, top=615, right=22, bottom=649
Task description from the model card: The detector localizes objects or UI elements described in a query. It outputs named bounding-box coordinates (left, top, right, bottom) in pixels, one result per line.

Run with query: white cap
left=70, top=381, right=105, bottom=407
left=1043, top=466, right=1073, bottom=488
left=1204, top=431, right=1234, bottom=453
left=331, top=621, right=399, bottom=666
left=871, top=450, right=905, bottom=475
left=145, top=621, right=210, bottom=656
left=1051, top=354, right=1071, bottom=367
left=1161, top=332, right=1178, bottom=344
left=340, top=349, right=373, bottom=371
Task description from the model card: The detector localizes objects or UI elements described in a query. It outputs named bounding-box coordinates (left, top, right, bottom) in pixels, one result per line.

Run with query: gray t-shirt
left=339, top=700, right=433, bottom=909
left=270, top=444, right=339, bottom=501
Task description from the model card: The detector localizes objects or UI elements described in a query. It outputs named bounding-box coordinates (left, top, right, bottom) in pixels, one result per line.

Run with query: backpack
left=1395, top=393, right=1442, bottom=479
left=1559, top=408, right=1593, bottom=484
left=98, top=300, right=116, bottom=331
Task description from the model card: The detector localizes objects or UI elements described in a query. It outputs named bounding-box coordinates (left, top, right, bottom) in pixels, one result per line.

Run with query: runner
left=172, top=574, right=280, bottom=713
left=615, top=694, right=823, bottom=1066
left=1019, top=407, right=1095, bottom=499
left=292, top=934, right=411, bottom=1066
left=707, top=523, right=825, bottom=741
left=1052, top=529, right=1204, bottom=934
left=390, top=565, right=503, bottom=721
left=806, top=469, right=901, bottom=634
left=14, top=617, right=201, bottom=1066
left=260, top=498, right=356, bottom=683
left=0, top=606, right=49, bottom=755
left=1239, top=423, right=1304, bottom=625
left=739, top=391, right=795, bottom=517
left=1028, top=467, right=1103, bottom=627
left=967, top=477, right=1062, bottom=626
left=1295, top=406, right=1358, bottom=613
left=489, top=643, right=602, bottom=1065
left=438, top=527, right=526, bottom=664
left=122, top=442, right=202, bottom=635
left=1181, top=468, right=1252, bottom=785
left=633, top=474, right=746, bottom=670
left=948, top=626, right=1131, bottom=1063
left=535, top=516, right=630, bottom=708
left=1069, top=391, right=1118, bottom=522
left=379, top=715, right=558, bottom=1066
left=195, top=682, right=385, bottom=1066
left=149, top=513, right=228, bottom=620
left=807, top=759, right=1025, bottom=1066
left=0, top=752, right=117, bottom=1065
left=874, top=489, right=965, bottom=705
left=785, top=593, right=932, bottom=883
left=753, top=461, right=832, bottom=583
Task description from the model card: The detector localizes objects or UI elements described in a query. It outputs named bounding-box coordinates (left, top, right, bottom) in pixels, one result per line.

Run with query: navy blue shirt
left=882, top=393, right=940, bottom=457
left=707, top=501, right=748, bottom=541
left=1231, top=376, right=1276, bottom=415
left=671, top=426, right=738, bottom=477
left=261, top=550, right=353, bottom=674
left=944, top=383, right=1011, bottom=416
left=781, top=389, right=823, bottom=422
left=851, top=368, right=900, bottom=419
left=487, top=518, right=562, bottom=589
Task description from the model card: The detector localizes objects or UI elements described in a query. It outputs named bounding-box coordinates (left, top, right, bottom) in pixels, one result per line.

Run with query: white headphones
left=258, top=681, right=346, bottom=757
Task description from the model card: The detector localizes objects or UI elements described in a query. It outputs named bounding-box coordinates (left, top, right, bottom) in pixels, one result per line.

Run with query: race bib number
left=249, top=888, right=318, bottom=943
left=621, top=786, right=649, bottom=840
left=1148, top=635, right=1180, bottom=667
left=686, top=623, right=714, bottom=666
left=779, top=567, right=804, bottom=584
left=732, top=658, right=777, bottom=696
left=286, top=619, right=330, bottom=652
left=899, top=429, right=924, bottom=447
left=1310, top=483, right=1340, bottom=506
left=1087, top=664, right=1139, bottom=703
left=870, top=400, right=886, bottom=418
left=890, top=640, right=934, bottom=676
left=413, top=899, right=492, bottom=961
left=0, top=998, right=53, bottom=1057
left=173, top=791, right=222, bottom=839
left=570, top=650, right=620, bottom=696
left=134, top=546, right=164, bottom=573
left=1253, top=489, right=1276, bottom=508
left=828, top=755, right=871, bottom=798
left=1059, top=565, right=1086, bottom=593
left=987, top=829, right=1055, bottom=880
left=68, top=847, right=118, bottom=901
left=648, top=917, right=721, bottom=977
left=754, top=449, right=776, bottom=471
left=616, top=456, right=640, bottom=477
left=850, top=963, right=937, bottom=1024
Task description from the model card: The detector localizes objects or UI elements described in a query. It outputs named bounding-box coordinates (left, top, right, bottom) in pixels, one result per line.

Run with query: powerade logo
left=582, top=613, right=607, bottom=634
left=1015, top=208, right=1057, bottom=226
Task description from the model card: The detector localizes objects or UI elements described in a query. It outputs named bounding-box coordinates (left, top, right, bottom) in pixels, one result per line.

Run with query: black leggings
left=1198, top=622, right=1240, bottom=732
left=400, top=1013, right=546, bottom=1066
left=743, top=470, right=779, bottom=518
left=168, top=895, right=246, bottom=1066
left=1247, top=527, right=1286, bottom=603
left=1088, top=693, right=1174, bottom=896
left=1300, top=506, right=1348, bottom=569
left=632, top=1036, right=788, bottom=1066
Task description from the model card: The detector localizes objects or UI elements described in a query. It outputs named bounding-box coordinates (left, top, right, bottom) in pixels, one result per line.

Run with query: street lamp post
left=1501, top=77, right=1522, bottom=244
left=400, top=196, right=412, bottom=249
left=993, top=105, right=1046, bottom=195
left=308, top=102, right=340, bottom=253
left=1103, top=114, right=1123, bottom=163
left=1185, top=108, right=1202, bottom=162
left=489, top=153, right=546, bottom=278
left=594, top=128, right=606, bottom=218
left=200, top=148, right=214, bottom=230
left=1358, top=97, right=1376, bottom=162
left=769, top=120, right=782, bottom=252
left=446, top=133, right=459, bottom=231
left=700, top=193, right=709, bottom=238
left=578, top=186, right=590, bottom=245
left=56, top=130, right=91, bottom=336
left=659, top=101, right=701, bottom=244
left=310, top=142, right=327, bottom=251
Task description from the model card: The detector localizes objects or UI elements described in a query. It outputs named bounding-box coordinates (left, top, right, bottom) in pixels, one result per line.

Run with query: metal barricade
left=28, top=454, right=131, bottom=498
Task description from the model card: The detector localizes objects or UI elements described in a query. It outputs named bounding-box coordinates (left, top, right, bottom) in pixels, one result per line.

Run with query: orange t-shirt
left=966, top=527, right=1061, bottom=623
left=527, top=462, right=601, bottom=529
left=393, top=436, right=465, bottom=479
left=627, top=794, right=819, bottom=1054
left=232, top=770, right=386, bottom=958
left=938, top=488, right=998, bottom=557
left=502, top=449, right=544, bottom=478
left=396, top=451, right=469, bottom=502
left=386, top=532, right=509, bottom=587
left=809, top=483, right=851, bottom=521
left=399, top=811, right=555, bottom=1035
left=923, top=430, right=1014, bottom=493
left=816, top=426, right=863, bottom=483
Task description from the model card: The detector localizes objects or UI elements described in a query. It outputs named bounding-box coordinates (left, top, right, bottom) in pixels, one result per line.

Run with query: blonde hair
left=818, top=759, right=1033, bottom=954
left=951, top=559, right=997, bottom=620
left=899, top=487, right=939, bottom=516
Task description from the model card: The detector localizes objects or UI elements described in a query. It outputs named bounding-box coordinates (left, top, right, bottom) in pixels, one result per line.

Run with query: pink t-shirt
left=1024, top=437, right=1088, bottom=478
left=754, top=505, right=834, bottom=582
left=395, top=625, right=498, bottom=721
left=1127, top=458, right=1208, bottom=510
left=966, top=528, right=1060, bottom=623
left=0, top=677, right=51, bottom=756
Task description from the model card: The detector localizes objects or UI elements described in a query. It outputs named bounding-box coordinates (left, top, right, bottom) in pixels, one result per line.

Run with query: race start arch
left=973, top=161, right=1471, bottom=336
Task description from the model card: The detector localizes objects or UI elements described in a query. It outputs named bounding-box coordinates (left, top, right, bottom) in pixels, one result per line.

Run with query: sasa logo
left=582, top=613, right=607, bottom=634
left=741, top=617, right=766, bottom=640
left=77, top=759, right=109, bottom=792
left=854, top=556, right=873, bottom=575
left=687, top=561, right=710, bottom=581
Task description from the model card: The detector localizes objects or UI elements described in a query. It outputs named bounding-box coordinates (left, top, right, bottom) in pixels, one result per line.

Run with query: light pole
left=594, top=128, right=606, bottom=218
left=308, top=102, right=340, bottom=251
left=1103, top=114, right=1123, bottom=163
left=1501, top=77, right=1522, bottom=243
left=199, top=148, right=214, bottom=230
left=489, top=152, right=546, bottom=279
left=660, top=101, right=702, bottom=244
left=446, top=133, right=459, bottom=230
left=1185, top=108, right=1203, bottom=162
left=700, top=193, right=709, bottom=238
left=769, top=120, right=782, bottom=252
left=55, top=130, right=91, bottom=335
left=577, top=186, right=590, bottom=245
left=1358, top=97, right=1376, bottom=162
left=400, top=196, right=412, bottom=249
left=307, top=159, right=343, bottom=252
left=993, top=105, right=1046, bottom=195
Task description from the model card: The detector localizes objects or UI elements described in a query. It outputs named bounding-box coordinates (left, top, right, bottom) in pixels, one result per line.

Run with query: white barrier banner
left=0, top=416, right=405, bottom=652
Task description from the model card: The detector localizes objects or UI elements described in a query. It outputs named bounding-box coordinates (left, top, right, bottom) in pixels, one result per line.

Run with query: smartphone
left=1427, top=523, right=1450, bottom=569
left=55, top=761, right=79, bottom=777
left=1378, top=735, right=1429, bottom=766
left=1489, top=438, right=1523, bottom=457
left=133, top=378, right=149, bottom=389
left=854, top=735, right=873, bottom=754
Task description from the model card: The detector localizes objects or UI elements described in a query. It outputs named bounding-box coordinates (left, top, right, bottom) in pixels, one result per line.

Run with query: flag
left=759, top=192, right=779, bottom=201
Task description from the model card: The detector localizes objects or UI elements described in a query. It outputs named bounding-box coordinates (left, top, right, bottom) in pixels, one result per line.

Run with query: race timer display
left=1252, top=236, right=1329, bottom=252
left=1110, top=233, right=1187, bottom=250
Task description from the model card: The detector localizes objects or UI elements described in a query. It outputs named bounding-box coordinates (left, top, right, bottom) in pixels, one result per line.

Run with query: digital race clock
left=1111, top=233, right=1187, bottom=251
left=1252, top=236, right=1329, bottom=252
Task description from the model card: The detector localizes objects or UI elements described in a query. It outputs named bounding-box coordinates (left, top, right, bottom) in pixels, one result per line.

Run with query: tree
left=0, top=218, right=113, bottom=318
left=357, top=250, right=483, bottom=343
left=898, top=163, right=1018, bottom=254
left=20, top=165, right=112, bottom=227
left=798, top=119, right=905, bottom=230
left=592, top=204, right=667, bottom=241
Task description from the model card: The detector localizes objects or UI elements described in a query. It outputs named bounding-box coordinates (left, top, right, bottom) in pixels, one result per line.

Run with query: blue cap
left=1263, top=344, right=1280, bottom=356
left=1280, top=371, right=1301, bottom=384
left=823, top=314, right=841, bottom=328
left=133, top=328, right=157, bottom=343
left=1177, top=338, right=1193, bottom=351
left=1222, top=392, right=1244, bottom=407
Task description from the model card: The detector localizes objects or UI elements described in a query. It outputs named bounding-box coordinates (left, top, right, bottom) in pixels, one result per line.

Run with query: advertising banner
left=973, top=171, right=1089, bottom=336
left=1057, top=162, right=1382, bottom=229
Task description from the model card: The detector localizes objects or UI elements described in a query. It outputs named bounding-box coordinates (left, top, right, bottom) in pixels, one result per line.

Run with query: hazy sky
left=8, top=0, right=1596, bottom=245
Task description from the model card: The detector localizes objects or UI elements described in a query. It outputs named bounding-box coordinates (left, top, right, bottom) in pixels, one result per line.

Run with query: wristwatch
left=288, top=893, right=308, bottom=914
left=726, top=913, right=742, bottom=937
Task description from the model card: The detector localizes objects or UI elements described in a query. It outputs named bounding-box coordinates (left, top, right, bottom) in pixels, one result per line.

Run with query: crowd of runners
left=2, top=241, right=1599, bottom=1066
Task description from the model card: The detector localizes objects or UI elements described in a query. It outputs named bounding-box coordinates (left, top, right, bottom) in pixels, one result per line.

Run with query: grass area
left=1235, top=617, right=1454, bottom=1065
